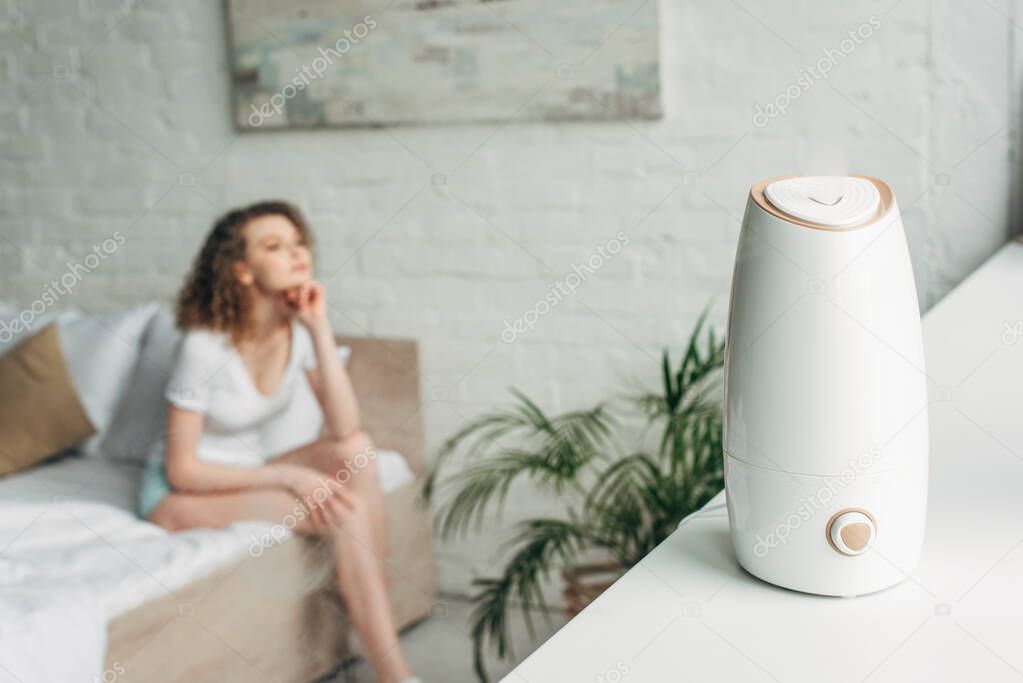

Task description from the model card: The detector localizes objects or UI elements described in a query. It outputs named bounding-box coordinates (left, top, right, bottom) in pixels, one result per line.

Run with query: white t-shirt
left=163, top=321, right=324, bottom=467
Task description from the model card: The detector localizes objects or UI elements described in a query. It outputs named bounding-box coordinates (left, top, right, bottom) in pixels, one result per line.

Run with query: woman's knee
left=336, top=429, right=375, bottom=457
left=322, top=430, right=378, bottom=475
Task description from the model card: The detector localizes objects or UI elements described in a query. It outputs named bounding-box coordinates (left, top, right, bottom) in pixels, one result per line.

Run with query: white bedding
left=0, top=450, right=413, bottom=683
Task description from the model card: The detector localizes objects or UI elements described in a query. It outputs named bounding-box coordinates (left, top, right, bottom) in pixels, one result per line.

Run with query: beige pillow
left=0, top=324, right=95, bottom=476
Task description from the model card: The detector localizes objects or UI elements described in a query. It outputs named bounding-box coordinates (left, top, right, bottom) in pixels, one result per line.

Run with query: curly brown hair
left=176, top=200, right=313, bottom=340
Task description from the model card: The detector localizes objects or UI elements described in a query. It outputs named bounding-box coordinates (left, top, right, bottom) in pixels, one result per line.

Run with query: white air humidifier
left=723, top=175, right=929, bottom=597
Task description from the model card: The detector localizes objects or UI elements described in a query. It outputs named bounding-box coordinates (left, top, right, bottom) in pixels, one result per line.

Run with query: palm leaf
left=468, top=518, right=588, bottom=682
left=435, top=450, right=578, bottom=539
left=428, top=394, right=616, bottom=538
left=423, top=408, right=536, bottom=501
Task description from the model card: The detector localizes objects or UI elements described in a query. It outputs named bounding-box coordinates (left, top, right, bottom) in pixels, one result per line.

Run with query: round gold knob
left=826, top=509, right=876, bottom=556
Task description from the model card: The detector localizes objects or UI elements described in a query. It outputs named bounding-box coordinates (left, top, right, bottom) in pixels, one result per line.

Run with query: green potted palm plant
left=424, top=313, right=726, bottom=681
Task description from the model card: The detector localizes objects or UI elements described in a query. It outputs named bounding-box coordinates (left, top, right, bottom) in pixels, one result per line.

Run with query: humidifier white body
left=723, top=175, right=929, bottom=597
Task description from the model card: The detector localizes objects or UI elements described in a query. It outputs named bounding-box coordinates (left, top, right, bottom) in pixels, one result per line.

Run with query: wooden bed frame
left=105, top=336, right=435, bottom=682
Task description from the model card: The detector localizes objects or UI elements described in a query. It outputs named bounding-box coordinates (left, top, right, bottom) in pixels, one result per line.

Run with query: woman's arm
left=292, top=282, right=362, bottom=439
left=164, top=404, right=311, bottom=494
left=306, top=321, right=362, bottom=440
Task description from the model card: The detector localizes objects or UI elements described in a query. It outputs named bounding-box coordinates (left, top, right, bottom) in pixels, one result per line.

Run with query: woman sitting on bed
left=140, top=201, right=420, bottom=683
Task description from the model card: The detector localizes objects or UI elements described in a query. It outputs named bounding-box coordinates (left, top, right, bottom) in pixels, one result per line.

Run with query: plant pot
left=561, top=560, right=626, bottom=620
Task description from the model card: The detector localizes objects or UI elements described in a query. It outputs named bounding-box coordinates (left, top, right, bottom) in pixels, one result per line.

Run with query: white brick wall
left=1, top=0, right=1019, bottom=596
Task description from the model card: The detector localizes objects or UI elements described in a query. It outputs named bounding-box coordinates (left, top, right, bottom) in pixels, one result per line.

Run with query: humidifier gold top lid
left=750, top=175, right=894, bottom=231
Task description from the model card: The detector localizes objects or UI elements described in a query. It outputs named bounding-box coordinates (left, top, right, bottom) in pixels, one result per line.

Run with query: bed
left=0, top=332, right=435, bottom=683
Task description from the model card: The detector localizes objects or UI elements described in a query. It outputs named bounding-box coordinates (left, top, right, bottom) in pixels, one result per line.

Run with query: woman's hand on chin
left=283, top=280, right=329, bottom=332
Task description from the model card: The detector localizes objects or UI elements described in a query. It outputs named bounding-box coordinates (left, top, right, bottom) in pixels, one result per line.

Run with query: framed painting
left=226, top=0, right=662, bottom=129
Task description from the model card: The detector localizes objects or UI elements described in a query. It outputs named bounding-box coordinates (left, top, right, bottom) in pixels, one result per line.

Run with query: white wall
left=1, top=0, right=1020, bottom=595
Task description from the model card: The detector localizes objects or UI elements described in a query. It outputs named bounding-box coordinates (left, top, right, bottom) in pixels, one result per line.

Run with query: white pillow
left=87, top=306, right=182, bottom=462
left=60, top=304, right=161, bottom=454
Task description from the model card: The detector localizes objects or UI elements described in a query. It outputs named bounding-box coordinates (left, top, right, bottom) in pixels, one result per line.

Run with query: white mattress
left=0, top=451, right=413, bottom=682
left=0, top=451, right=413, bottom=616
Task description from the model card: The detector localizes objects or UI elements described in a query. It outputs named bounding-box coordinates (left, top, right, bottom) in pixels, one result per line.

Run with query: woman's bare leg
left=148, top=487, right=412, bottom=683
left=149, top=488, right=316, bottom=533
left=270, top=431, right=388, bottom=561
left=327, top=490, right=411, bottom=683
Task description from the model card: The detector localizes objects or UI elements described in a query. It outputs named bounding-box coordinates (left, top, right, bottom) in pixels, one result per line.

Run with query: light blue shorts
left=137, top=457, right=172, bottom=520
